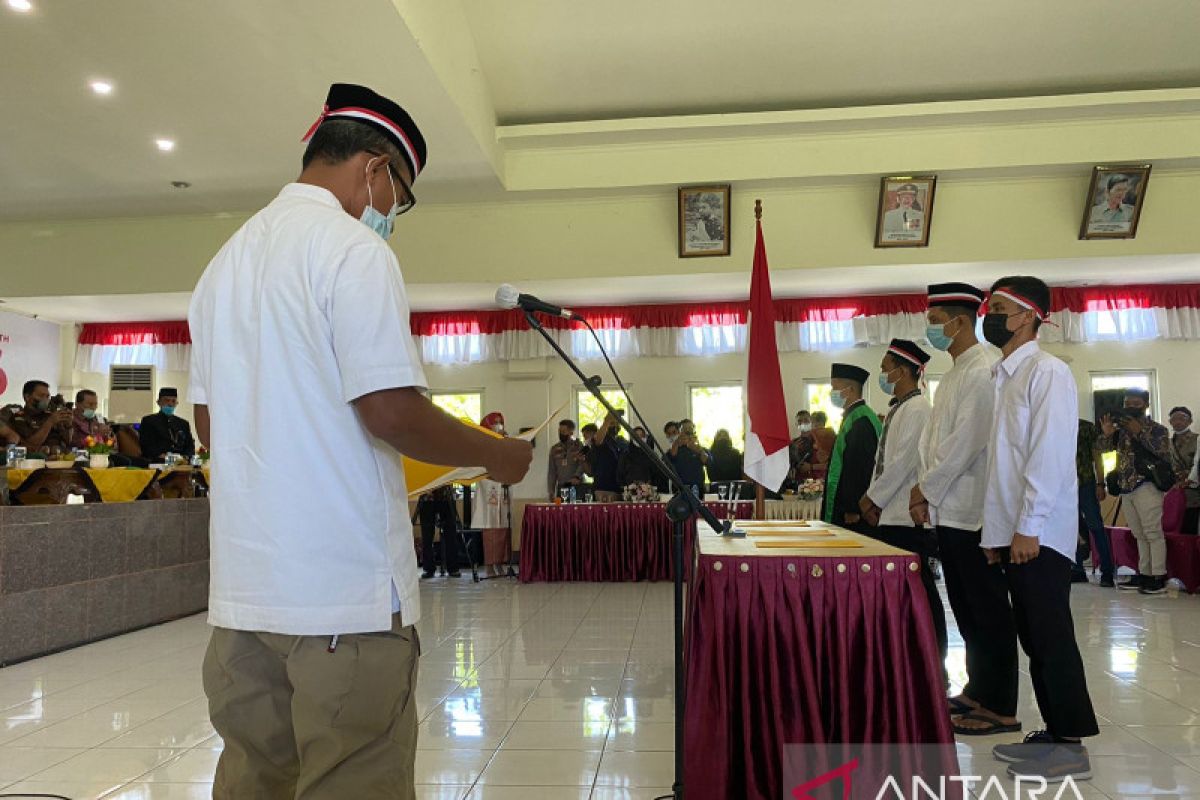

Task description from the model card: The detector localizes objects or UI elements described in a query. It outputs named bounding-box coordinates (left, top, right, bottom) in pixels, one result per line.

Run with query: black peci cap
left=302, top=83, right=427, bottom=182
left=831, top=363, right=870, bottom=385
left=927, top=282, right=986, bottom=310
left=886, top=339, right=931, bottom=370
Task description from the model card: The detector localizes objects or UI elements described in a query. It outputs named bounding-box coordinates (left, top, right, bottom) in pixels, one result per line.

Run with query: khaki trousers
left=203, top=614, right=420, bottom=799
left=1124, top=482, right=1167, bottom=577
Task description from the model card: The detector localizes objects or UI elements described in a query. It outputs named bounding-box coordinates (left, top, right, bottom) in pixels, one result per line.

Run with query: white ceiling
left=0, top=0, right=497, bottom=221
left=6, top=254, right=1196, bottom=324
left=465, top=0, right=1200, bottom=124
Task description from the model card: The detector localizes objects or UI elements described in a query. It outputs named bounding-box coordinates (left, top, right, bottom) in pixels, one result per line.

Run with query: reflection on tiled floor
left=1, top=576, right=1200, bottom=798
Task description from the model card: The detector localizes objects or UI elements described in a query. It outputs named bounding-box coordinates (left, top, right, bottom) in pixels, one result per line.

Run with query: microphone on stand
left=495, top=284, right=583, bottom=321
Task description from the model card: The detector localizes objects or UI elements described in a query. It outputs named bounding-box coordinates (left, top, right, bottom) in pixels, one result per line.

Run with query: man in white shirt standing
left=188, top=83, right=532, bottom=798
left=910, top=283, right=1020, bottom=737
left=859, top=338, right=945, bottom=681
left=979, top=276, right=1097, bottom=783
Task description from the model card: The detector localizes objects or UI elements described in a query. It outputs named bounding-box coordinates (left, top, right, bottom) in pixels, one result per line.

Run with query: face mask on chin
left=359, top=157, right=400, bottom=240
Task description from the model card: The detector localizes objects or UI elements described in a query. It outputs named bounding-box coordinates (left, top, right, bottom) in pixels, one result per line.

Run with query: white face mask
left=799, top=422, right=812, bottom=433
left=358, top=156, right=399, bottom=240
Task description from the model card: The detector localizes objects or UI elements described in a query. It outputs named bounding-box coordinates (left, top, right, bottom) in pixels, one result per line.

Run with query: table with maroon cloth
left=685, top=525, right=955, bottom=800
left=519, top=501, right=752, bottom=582
left=1097, top=527, right=1200, bottom=592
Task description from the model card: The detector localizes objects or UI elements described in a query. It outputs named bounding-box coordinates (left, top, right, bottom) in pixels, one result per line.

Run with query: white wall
left=0, top=309, right=63, bottom=406
left=64, top=336, right=1200, bottom=498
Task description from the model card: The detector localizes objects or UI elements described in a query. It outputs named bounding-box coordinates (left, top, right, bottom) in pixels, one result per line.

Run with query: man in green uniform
left=822, top=363, right=881, bottom=530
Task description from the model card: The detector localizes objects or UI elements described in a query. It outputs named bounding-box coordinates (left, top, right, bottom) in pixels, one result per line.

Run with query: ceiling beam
left=389, top=0, right=503, bottom=181
left=498, top=89, right=1200, bottom=191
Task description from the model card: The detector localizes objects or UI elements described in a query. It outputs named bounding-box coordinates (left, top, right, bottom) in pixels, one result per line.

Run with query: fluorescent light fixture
left=89, top=80, right=114, bottom=95
left=6, top=0, right=34, bottom=12
left=155, top=138, right=175, bottom=152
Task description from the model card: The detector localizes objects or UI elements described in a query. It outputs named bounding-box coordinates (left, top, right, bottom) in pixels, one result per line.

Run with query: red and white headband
left=887, top=345, right=926, bottom=371
left=991, top=288, right=1049, bottom=320
left=302, top=104, right=424, bottom=178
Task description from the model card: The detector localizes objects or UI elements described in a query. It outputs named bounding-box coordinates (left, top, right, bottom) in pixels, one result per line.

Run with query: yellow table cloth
left=6, top=468, right=159, bottom=503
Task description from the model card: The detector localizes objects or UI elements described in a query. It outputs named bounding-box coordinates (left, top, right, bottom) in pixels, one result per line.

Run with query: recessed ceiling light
left=155, top=138, right=175, bottom=152
left=170, top=181, right=191, bottom=189
left=89, top=80, right=114, bottom=96
left=6, top=0, right=33, bottom=12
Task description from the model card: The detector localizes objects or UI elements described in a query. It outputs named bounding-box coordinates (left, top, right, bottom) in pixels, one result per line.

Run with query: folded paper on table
left=735, top=519, right=811, bottom=527
left=740, top=528, right=833, bottom=537
left=404, top=402, right=566, bottom=498
left=753, top=538, right=865, bottom=549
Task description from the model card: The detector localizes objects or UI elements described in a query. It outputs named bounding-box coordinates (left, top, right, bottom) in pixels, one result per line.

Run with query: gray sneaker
left=993, top=730, right=1056, bottom=763
left=1006, top=743, right=1092, bottom=783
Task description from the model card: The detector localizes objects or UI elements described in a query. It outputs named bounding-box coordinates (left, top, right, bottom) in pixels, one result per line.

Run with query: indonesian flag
left=743, top=215, right=791, bottom=491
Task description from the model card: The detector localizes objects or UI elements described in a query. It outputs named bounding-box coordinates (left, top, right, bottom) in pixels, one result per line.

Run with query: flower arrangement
left=197, top=446, right=210, bottom=463
left=797, top=478, right=824, bottom=501
left=623, top=482, right=657, bottom=503
left=84, top=435, right=116, bottom=455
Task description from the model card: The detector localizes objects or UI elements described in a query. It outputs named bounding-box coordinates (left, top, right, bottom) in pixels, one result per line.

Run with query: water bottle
left=569, top=486, right=577, bottom=504
left=3, top=444, right=15, bottom=467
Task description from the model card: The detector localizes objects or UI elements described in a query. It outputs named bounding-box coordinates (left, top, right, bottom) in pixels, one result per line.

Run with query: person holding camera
left=1100, top=388, right=1173, bottom=595
left=668, top=418, right=710, bottom=496
left=591, top=411, right=629, bottom=502
left=8, top=380, right=73, bottom=455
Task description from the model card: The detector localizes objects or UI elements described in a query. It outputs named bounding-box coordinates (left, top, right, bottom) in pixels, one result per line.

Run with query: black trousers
left=998, top=546, right=1099, bottom=739
left=873, top=525, right=948, bottom=687
left=419, top=497, right=459, bottom=575
left=937, top=526, right=1019, bottom=716
left=1183, top=506, right=1200, bottom=536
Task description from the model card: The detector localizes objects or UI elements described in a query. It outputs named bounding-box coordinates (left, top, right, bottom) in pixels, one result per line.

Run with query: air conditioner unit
left=108, top=365, right=154, bottom=424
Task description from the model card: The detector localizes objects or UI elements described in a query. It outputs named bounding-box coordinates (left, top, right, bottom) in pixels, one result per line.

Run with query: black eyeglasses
left=367, top=152, right=417, bottom=216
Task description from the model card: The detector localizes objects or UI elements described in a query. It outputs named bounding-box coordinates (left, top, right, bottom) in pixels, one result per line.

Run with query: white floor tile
left=2, top=575, right=1199, bottom=798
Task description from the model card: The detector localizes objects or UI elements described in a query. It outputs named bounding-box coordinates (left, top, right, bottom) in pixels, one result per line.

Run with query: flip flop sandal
left=952, top=712, right=1022, bottom=736
left=948, top=697, right=975, bottom=716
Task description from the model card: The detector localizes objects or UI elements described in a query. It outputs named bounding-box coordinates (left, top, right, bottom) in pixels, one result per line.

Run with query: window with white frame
left=687, top=383, right=745, bottom=450
left=574, top=387, right=629, bottom=428
left=431, top=391, right=484, bottom=425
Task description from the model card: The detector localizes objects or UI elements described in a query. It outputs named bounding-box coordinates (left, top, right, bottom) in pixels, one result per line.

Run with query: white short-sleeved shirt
left=981, top=341, right=1079, bottom=560
left=188, top=183, right=427, bottom=636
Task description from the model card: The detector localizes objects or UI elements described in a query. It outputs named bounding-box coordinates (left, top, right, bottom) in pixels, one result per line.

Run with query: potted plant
left=85, top=435, right=117, bottom=469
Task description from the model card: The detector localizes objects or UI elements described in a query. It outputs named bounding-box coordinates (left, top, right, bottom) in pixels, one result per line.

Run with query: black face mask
left=1124, top=406, right=1146, bottom=418
left=982, top=313, right=1017, bottom=348
left=559, top=433, right=572, bottom=443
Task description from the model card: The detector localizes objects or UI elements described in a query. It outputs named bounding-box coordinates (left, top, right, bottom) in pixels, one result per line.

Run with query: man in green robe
left=822, top=363, right=882, bottom=530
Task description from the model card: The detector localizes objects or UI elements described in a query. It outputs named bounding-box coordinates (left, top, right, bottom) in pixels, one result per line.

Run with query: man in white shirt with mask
left=189, top=83, right=532, bottom=798
left=979, top=275, right=1097, bottom=783
left=859, top=338, right=944, bottom=683
left=910, top=283, right=1019, bottom=737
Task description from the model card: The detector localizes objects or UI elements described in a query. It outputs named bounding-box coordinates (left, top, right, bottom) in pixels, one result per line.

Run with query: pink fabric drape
left=518, top=502, right=752, bottom=583
left=684, top=549, right=956, bottom=799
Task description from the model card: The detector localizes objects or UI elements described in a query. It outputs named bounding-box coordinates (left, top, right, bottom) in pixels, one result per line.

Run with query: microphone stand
left=519, top=309, right=733, bottom=800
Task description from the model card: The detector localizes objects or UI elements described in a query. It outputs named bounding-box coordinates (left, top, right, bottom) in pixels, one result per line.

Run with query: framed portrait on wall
left=1079, top=165, right=1151, bottom=240
left=875, top=175, right=936, bottom=248
left=678, top=185, right=731, bottom=257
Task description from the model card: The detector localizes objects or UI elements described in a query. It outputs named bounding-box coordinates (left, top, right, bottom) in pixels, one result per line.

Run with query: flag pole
left=753, top=199, right=767, bottom=522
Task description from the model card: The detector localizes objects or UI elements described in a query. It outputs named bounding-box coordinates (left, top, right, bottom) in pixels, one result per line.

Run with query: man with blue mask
left=910, top=283, right=1021, bottom=735
left=822, top=363, right=880, bottom=529
left=187, top=83, right=532, bottom=798
left=859, top=339, right=945, bottom=685
left=138, top=387, right=194, bottom=462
